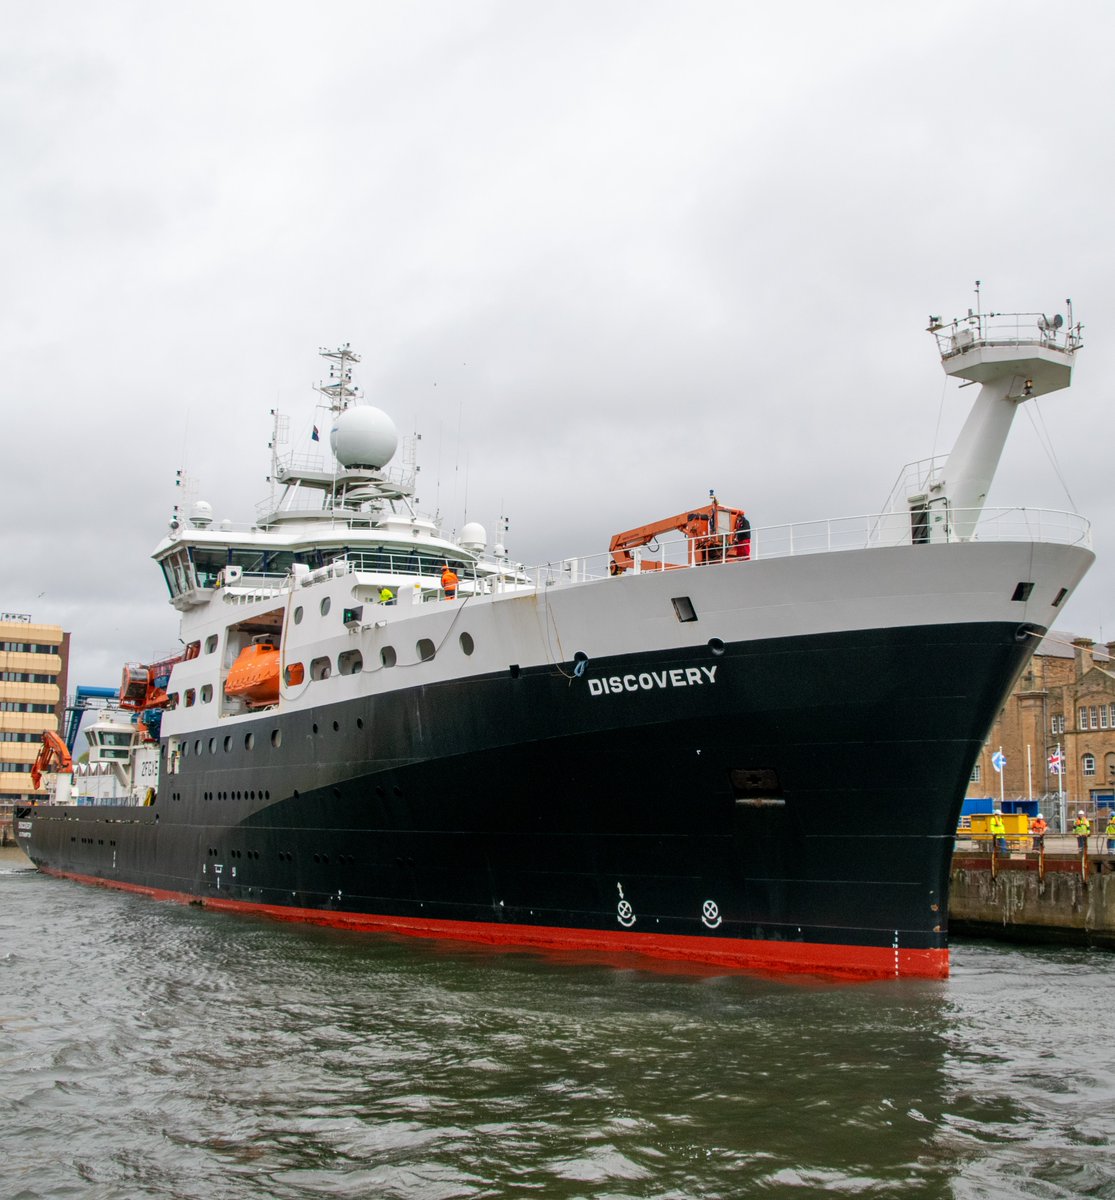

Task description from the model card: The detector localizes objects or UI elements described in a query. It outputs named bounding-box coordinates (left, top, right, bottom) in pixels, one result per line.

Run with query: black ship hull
left=17, top=620, right=1040, bottom=979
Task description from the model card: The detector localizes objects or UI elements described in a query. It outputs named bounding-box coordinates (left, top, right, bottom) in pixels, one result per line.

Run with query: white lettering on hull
left=587, top=664, right=718, bottom=697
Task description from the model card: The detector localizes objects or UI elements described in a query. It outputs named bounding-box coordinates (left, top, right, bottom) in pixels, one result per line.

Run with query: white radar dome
left=190, top=500, right=213, bottom=528
left=330, top=406, right=398, bottom=470
left=459, top=522, right=487, bottom=551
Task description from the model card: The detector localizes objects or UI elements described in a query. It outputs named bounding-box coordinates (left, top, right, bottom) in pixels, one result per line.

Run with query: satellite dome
left=459, top=522, right=487, bottom=551
left=330, top=406, right=398, bottom=469
left=190, top=500, right=213, bottom=529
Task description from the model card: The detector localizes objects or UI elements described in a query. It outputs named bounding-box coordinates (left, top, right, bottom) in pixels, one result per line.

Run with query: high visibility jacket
left=989, top=815, right=1006, bottom=836
left=441, top=569, right=458, bottom=592
left=1074, top=818, right=1091, bottom=836
left=1106, top=817, right=1115, bottom=838
left=1030, top=819, right=1048, bottom=837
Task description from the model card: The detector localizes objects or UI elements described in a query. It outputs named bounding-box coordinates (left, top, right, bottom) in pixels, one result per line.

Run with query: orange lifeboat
left=224, top=641, right=281, bottom=707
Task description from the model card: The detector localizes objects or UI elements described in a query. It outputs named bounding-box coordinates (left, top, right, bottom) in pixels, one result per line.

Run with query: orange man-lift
left=608, top=494, right=751, bottom=575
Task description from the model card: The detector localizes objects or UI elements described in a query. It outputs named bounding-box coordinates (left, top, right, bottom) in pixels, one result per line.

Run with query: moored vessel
left=17, top=306, right=1094, bottom=979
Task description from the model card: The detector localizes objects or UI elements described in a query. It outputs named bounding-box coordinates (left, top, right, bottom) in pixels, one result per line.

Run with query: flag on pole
left=1048, top=749, right=1064, bottom=775
left=992, top=751, right=1006, bottom=774
left=311, top=425, right=320, bottom=442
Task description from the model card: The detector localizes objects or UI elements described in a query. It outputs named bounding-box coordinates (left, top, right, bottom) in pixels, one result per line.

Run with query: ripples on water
left=2, top=861, right=1114, bottom=1199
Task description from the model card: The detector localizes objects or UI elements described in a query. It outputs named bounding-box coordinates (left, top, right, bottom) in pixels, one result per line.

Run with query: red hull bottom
left=41, top=867, right=950, bottom=982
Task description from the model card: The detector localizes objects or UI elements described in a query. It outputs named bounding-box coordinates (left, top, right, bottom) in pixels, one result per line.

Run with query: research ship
left=17, top=303, right=1094, bottom=979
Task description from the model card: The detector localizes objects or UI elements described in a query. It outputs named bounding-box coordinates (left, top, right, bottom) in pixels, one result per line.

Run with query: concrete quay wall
left=950, top=849, right=1115, bottom=949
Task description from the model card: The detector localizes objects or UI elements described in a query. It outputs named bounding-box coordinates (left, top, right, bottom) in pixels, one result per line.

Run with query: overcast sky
left=3, top=0, right=1113, bottom=691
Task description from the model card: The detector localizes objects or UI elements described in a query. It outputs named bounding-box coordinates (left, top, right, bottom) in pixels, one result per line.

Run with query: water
left=3, top=858, right=1115, bottom=1200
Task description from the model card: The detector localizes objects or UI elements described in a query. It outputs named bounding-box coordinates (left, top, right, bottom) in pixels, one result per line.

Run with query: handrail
left=523, top=505, right=1092, bottom=588
left=188, top=504, right=1092, bottom=601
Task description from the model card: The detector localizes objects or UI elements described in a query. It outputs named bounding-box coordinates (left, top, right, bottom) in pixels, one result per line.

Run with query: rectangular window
left=1091, top=706, right=1099, bottom=730
left=970, top=764, right=982, bottom=783
left=1079, top=707, right=1087, bottom=730
left=1103, top=707, right=1109, bottom=730
left=671, top=596, right=698, bottom=623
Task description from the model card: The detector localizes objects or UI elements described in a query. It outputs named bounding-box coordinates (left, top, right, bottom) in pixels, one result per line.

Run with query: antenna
left=314, top=343, right=362, bottom=414
left=267, top=408, right=290, bottom=510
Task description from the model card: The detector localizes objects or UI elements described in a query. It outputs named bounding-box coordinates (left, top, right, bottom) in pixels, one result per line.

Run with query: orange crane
left=118, top=645, right=195, bottom=713
left=608, top=495, right=751, bottom=574
left=30, top=730, right=73, bottom=791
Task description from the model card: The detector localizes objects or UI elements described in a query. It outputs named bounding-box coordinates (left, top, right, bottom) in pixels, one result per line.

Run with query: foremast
left=917, top=287, right=1083, bottom=542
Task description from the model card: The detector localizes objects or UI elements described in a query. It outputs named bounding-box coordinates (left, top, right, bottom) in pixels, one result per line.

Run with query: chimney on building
left=1106, top=641, right=1115, bottom=668
left=1073, top=637, right=1095, bottom=678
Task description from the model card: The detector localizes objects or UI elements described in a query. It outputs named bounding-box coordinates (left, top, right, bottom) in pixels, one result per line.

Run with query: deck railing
left=521, top=505, right=1092, bottom=589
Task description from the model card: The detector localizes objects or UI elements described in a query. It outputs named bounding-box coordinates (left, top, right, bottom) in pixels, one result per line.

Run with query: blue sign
left=992, top=752, right=1006, bottom=773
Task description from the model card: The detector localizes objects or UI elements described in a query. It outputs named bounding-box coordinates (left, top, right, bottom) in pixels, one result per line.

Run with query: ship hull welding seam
left=17, top=305, right=1094, bottom=981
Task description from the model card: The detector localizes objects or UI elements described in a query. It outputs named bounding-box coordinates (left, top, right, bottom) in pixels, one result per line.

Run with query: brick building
left=967, top=634, right=1115, bottom=829
left=0, top=613, right=70, bottom=806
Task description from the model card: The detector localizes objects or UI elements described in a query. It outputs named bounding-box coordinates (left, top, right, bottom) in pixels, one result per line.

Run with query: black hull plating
left=18, top=622, right=1040, bottom=971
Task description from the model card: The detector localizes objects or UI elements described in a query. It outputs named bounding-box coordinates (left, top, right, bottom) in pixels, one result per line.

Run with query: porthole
left=294, top=605, right=304, bottom=625
left=223, top=735, right=232, bottom=752
left=332, top=720, right=340, bottom=733
left=193, top=739, right=202, bottom=756
left=356, top=717, right=364, bottom=730
left=271, top=729, right=282, bottom=749
left=381, top=646, right=397, bottom=668
left=204, top=634, right=218, bottom=654
left=201, top=684, right=213, bottom=703
left=708, top=637, right=725, bottom=656
left=459, top=632, right=475, bottom=656
left=310, top=656, right=331, bottom=681
left=209, top=738, right=217, bottom=754
left=312, top=723, right=319, bottom=735
left=244, top=732, right=255, bottom=751
left=320, top=596, right=331, bottom=617
left=417, top=638, right=436, bottom=662
left=285, top=662, right=304, bottom=686
left=185, top=689, right=196, bottom=707
left=338, top=649, right=363, bottom=675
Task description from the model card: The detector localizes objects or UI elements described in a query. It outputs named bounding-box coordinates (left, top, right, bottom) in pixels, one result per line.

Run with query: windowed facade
left=0, top=616, right=69, bottom=803
left=968, top=636, right=1115, bottom=814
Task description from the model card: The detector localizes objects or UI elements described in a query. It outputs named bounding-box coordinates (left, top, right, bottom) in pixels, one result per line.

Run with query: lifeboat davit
left=224, top=641, right=281, bottom=707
